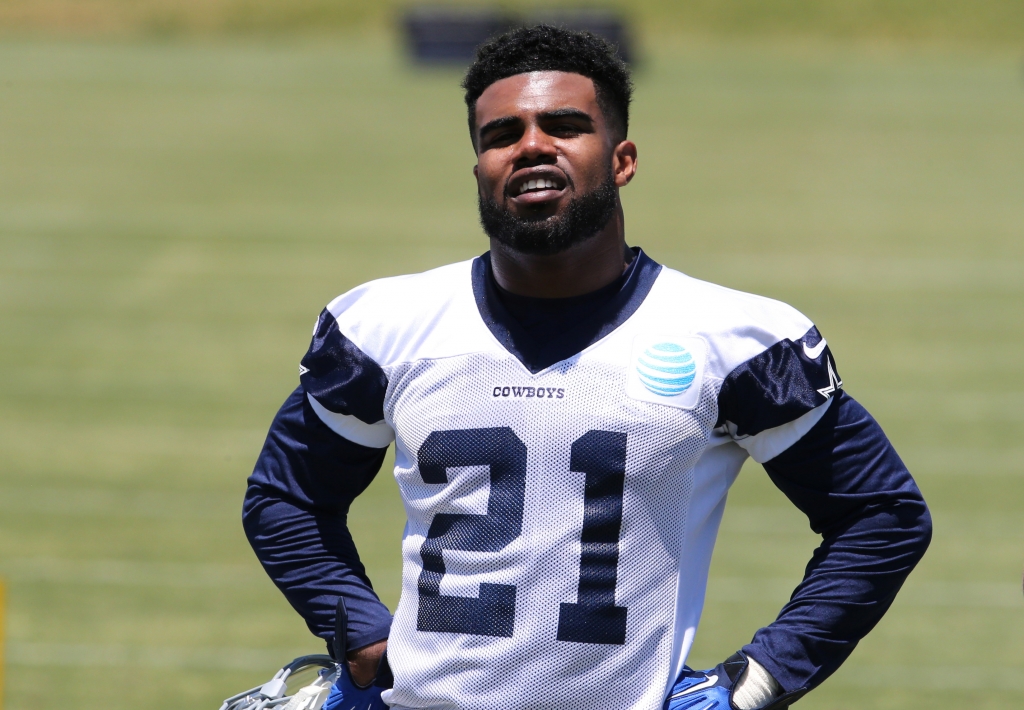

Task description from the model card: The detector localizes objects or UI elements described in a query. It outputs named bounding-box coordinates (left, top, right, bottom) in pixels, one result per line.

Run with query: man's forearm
left=749, top=392, right=932, bottom=691
left=244, top=387, right=392, bottom=649
left=243, top=486, right=393, bottom=647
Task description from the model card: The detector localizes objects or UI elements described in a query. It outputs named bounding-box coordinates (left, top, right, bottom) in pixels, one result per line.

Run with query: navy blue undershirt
left=493, top=264, right=627, bottom=352
left=474, top=247, right=661, bottom=373
left=243, top=249, right=930, bottom=695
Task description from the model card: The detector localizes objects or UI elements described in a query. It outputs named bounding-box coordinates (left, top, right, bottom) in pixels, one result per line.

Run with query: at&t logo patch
left=626, top=335, right=708, bottom=409
left=636, top=342, right=696, bottom=395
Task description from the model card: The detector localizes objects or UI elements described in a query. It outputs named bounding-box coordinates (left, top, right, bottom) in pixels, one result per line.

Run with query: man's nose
left=514, top=124, right=557, bottom=166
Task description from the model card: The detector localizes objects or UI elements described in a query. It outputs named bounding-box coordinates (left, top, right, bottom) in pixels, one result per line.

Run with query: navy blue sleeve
left=300, top=308, right=389, bottom=425
left=715, top=326, right=842, bottom=436
left=243, top=386, right=393, bottom=652
left=741, top=391, right=932, bottom=693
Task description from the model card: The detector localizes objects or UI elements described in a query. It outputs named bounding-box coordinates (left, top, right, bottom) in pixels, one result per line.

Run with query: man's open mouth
left=517, top=178, right=562, bottom=194
left=507, top=169, right=568, bottom=204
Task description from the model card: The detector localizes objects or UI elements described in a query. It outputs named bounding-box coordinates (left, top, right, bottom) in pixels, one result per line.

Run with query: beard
left=478, top=172, right=618, bottom=256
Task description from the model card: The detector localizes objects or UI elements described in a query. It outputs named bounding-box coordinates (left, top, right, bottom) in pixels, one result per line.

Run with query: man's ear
left=612, top=140, right=638, bottom=188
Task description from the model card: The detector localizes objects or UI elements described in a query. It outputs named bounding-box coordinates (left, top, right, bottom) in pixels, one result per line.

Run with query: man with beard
left=243, top=26, right=931, bottom=710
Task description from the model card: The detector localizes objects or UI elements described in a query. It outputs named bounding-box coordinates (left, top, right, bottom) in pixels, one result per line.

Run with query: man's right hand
left=324, top=641, right=391, bottom=710
left=346, top=639, right=388, bottom=687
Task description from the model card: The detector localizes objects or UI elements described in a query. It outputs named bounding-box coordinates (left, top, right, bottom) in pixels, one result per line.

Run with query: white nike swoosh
left=803, top=339, right=827, bottom=359
left=669, top=674, right=718, bottom=699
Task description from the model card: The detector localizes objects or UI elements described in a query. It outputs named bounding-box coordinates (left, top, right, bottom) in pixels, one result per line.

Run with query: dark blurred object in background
left=403, top=7, right=633, bottom=66
left=531, top=10, right=633, bottom=64
left=403, top=8, right=516, bottom=64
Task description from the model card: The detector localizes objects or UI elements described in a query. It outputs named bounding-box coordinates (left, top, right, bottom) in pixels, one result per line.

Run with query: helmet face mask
left=219, top=655, right=340, bottom=710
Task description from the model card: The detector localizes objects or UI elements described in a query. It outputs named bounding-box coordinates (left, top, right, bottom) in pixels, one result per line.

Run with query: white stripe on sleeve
left=732, top=397, right=834, bottom=464
left=307, top=394, right=395, bottom=449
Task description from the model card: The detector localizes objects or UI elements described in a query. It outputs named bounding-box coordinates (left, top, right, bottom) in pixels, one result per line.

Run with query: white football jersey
left=304, top=253, right=839, bottom=710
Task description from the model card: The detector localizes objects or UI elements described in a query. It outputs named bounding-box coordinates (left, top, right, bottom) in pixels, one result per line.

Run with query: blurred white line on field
left=829, top=665, right=1024, bottom=691
left=7, top=642, right=311, bottom=671
left=708, top=577, right=1023, bottom=608
left=0, top=557, right=264, bottom=587
left=0, top=486, right=236, bottom=519
left=720, top=506, right=1024, bottom=538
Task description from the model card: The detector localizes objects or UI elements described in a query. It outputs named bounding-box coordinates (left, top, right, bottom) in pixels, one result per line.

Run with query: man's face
left=472, top=71, right=634, bottom=255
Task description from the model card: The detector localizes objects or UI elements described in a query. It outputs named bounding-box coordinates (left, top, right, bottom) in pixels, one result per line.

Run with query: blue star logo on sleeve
left=816, top=357, right=843, bottom=399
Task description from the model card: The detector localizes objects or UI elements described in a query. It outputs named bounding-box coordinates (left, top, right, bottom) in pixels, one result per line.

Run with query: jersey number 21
left=416, top=427, right=628, bottom=645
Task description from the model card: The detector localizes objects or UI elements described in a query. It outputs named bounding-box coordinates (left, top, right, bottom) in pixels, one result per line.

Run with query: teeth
left=519, top=178, right=559, bottom=194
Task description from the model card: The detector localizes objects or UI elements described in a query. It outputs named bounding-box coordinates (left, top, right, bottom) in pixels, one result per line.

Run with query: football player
left=243, top=26, right=931, bottom=710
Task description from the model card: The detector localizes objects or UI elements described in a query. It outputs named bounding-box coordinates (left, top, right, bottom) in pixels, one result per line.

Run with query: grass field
left=1, top=33, right=1023, bottom=709
left=2, top=0, right=1023, bottom=43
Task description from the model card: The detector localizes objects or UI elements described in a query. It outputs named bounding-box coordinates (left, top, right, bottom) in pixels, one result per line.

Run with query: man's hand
left=346, top=639, right=388, bottom=687
left=665, top=665, right=733, bottom=710
left=323, top=640, right=391, bottom=710
left=665, top=652, right=799, bottom=710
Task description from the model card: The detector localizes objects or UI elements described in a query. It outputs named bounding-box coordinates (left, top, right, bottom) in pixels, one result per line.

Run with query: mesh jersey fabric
left=299, top=254, right=841, bottom=710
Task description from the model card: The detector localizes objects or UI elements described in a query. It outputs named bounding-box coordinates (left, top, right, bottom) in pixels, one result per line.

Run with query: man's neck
left=489, top=214, right=630, bottom=299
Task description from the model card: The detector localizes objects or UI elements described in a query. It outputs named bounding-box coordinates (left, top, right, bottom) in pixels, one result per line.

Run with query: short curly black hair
left=462, top=25, right=633, bottom=148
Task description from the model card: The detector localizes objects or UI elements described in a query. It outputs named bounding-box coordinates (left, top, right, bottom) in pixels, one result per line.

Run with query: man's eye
left=485, top=131, right=518, bottom=147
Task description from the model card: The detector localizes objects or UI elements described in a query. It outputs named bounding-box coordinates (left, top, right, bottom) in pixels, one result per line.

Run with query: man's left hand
left=665, top=664, right=733, bottom=710
left=664, top=652, right=799, bottom=710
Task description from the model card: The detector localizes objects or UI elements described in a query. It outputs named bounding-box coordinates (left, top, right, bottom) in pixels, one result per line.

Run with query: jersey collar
left=472, top=247, right=663, bottom=374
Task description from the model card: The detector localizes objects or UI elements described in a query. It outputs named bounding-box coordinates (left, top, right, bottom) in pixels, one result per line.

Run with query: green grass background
left=2, top=0, right=1024, bottom=43
left=1, top=28, right=1023, bottom=710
